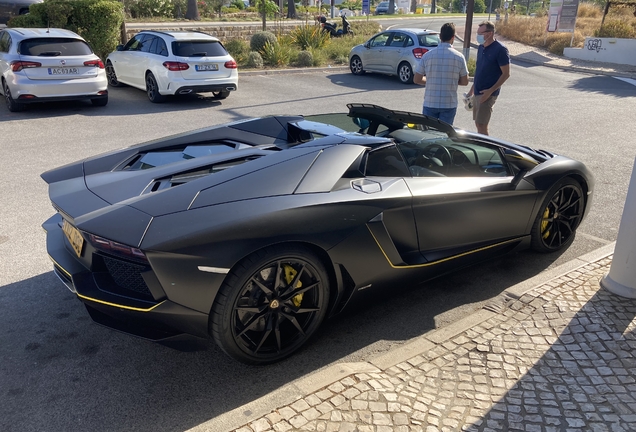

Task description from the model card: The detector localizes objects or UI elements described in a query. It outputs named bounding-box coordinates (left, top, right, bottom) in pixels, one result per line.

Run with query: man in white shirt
left=414, top=23, right=469, bottom=125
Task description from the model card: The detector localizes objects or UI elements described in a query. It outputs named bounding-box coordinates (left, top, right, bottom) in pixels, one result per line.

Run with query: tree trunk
left=186, top=0, right=200, bottom=20
left=261, top=0, right=267, bottom=30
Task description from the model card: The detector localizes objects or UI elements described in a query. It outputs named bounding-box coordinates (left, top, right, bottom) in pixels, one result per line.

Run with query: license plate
left=48, top=67, right=80, bottom=75
left=195, top=64, right=218, bottom=71
left=62, top=220, right=84, bottom=257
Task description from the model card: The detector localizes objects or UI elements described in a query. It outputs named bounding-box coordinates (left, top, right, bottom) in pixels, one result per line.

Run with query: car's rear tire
left=145, top=72, right=166, bottom=103
left=91, top=96, right=108, bottom=107
left=531, top=177, right=584, bottom=253
left=350, top=56, right=364, bottom=75
left=211, top=245, right=330, bottom=365
left=398, top=62, right=414, bottom=84
left=3, top=81, right=26, bottom=112
left=212, top=90, right=230, bottom=100
left=106, top=61, right=121, bottom=87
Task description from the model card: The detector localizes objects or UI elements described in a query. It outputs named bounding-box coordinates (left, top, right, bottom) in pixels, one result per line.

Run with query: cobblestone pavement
left=227, top=254, right=636, bottom=432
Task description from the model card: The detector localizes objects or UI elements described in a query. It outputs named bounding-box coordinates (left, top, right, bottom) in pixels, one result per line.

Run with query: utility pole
left=463, top=0, right=475, bottom=62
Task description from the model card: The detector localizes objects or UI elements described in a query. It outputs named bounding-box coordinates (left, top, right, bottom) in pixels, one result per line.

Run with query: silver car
left=349, top=28, right=440, bottom=84
left=0, top=27, right=108, bottom=112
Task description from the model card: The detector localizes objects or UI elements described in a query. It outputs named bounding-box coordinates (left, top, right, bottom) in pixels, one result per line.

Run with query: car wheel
left=398, top=62, right=414, bottom=84
left=91, top=96, right=108, bottom=107
left=531, top=178, right=584, bottom=253
left=145, top=72, right=166, bottom=103
left=3, top=81, right=26, bottom=112
left=212, top=90, right=230, bottom=100
left=350, top=56, right=364, bottom=75
left=211, top=245, right=330, bottom=364
left=106, top=61, right=121, bottom=87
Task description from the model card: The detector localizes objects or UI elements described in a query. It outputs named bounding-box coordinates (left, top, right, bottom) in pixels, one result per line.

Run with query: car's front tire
left=531, top=177, right=585, bottom=252
left=145, top=72, right=166, bottom=103
left=211, top=245, right=330, bottom=365
left=3, top=81, right=26, bottom=112
left=350, top=56, right=364, bottom=75
left=106, top=61, right=122, bottom=87
left=398, top=62, right=414, bottom=84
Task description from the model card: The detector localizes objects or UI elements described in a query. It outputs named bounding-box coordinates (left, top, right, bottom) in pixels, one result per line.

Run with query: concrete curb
left=187, top=242, right=616, bottom=432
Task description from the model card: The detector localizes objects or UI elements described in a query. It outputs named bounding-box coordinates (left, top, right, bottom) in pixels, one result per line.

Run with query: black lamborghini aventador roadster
left=42, top=104, right=594, bottom=364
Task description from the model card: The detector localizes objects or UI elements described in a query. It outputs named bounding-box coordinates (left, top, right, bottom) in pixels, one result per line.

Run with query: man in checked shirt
left=413, top=23, right=469, bottom=125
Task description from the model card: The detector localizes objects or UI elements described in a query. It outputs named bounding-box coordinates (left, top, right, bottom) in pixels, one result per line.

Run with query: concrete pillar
left=601, top=157, right=636, bottom=298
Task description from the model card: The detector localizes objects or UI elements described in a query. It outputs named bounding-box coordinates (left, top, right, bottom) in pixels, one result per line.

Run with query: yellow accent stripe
left=367, top=227, right=521, bottom=269
left=76, top=293, right=165, bottom=312
left=48, top=256, right=164, bottom=312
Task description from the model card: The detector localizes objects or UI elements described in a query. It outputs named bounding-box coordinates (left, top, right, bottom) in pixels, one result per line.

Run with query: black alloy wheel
left=350, top=56, right=364, bottom=75
left=398, top=62, right=414, bottom=84
left=106, top=61, right=121, bottom=87
left=531, top=178, right=584, bottom=252
left=3, top=81, right=25, bottom=112
left=145, top=72, right=165, bottom=103
left=211, top=245, right=330, bottom=364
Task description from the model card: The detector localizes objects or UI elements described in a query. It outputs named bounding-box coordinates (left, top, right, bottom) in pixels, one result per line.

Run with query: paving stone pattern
left=234, top=256, right=636, bottom=431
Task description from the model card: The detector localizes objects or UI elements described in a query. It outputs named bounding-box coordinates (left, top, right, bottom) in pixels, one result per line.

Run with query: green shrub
left=224, top=39, right=250, bottom=64
left=467, top=57, right=476, bottom=76
left=289, top=24, right=330, bottom=50
left=261, top=40, right=291, bottom=67
left=8, top=0, right=123, bottom=60
left=126, top=0, right=173, bottom=18
left=595, top=19, right=636, bottom=38
left=250, top=31, right=277, bottom=53
left=246, top=51, right=264, bottom=68
left=296, top=50, right=313, bottom=67
left=231, top=0, right=245, bottom=9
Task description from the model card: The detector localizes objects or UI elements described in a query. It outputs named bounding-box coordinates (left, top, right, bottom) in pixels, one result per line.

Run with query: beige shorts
left=472, top=94, right=498, bottom=125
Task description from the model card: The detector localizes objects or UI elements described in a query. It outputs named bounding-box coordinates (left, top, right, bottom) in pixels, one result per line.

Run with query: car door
left=361, top=32, right=392, bottom=73
left=0, top=31, right=12, bottom=83
left=398, top=138, right=540, bottom=260
left=113, top=34, right=149, bottom=88
left=383, top=31, right=409, bottom=73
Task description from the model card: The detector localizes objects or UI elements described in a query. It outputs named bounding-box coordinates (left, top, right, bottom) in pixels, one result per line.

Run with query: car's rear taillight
left=88, top=234, right=148, bottom=264
left=163, top=61, right=189, bottom=71
left=84, top=59, right=105, bottom=69
left=224, top=60, right=238, bottom=69
left=11, top=61, right=41, bottom=72
left=412, top=48, right=429, bottom=59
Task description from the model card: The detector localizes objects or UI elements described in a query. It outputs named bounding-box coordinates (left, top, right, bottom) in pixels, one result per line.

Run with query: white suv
left=106, top=30, right=238, bottom=103
left=0, top=27, right=108, bottom=112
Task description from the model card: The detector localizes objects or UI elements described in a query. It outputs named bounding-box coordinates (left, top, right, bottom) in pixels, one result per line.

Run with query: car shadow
left=0, top=87, right=230, bottom=121
left=326, top=72, right=423, bottom=91
left=0, top=246, right=594, bottom=432
left=567, top=75, right=636, bottom=98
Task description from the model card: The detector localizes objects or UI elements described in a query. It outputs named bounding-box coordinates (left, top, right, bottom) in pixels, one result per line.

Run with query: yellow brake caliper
left=283, top=264, right=304, bottom=307
left=541, top=207, right=551, bottom=239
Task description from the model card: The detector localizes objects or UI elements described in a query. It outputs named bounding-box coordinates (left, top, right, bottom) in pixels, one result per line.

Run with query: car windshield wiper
left=38, top=51, right=62, bottom=56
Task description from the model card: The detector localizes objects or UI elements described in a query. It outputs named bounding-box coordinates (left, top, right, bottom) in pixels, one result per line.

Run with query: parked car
left=349, top=28, right=440, bottom=84
left=374, top=1, right=389, bottom=14
left=42, top=103, right=594, bottom=365
left=106, top=30, right=238, bottom=103
left=0, top=0, right=41, bottom=24
left=0, top=27, right=108, bottom=112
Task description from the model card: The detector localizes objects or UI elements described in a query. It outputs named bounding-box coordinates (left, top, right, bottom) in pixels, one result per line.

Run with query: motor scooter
left=319, top=14, right=354, bottom=37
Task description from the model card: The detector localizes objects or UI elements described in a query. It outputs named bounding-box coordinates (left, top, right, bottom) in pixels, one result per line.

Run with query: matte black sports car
left=42, top=104, right=594, bottom=364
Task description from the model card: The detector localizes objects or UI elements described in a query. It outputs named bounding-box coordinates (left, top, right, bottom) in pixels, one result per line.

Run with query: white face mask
left=476, top=34, right=486, bottom=45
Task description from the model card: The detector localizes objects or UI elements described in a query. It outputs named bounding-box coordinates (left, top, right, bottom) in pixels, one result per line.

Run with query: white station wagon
left=0, top=27, right=108, bottom=112
left=106, top=30, right=238, bottom=103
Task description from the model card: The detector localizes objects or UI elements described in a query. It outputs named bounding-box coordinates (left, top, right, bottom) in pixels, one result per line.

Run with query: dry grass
left=496, top=2, right=636, bottom=55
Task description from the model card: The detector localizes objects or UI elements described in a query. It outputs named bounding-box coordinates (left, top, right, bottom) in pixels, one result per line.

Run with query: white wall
left=564, top=37, right=636, bottom=67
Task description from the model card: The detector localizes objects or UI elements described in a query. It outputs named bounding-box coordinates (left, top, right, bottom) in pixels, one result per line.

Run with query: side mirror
left=364, top=42, right=370, bottom=49
left=116, top=45, right=124, bottom=51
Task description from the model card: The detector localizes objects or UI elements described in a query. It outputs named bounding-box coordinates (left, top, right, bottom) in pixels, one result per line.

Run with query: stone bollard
left=601, top=157, right=636, bottom=298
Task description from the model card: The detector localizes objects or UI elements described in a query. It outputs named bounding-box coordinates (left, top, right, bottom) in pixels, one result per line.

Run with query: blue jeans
left=423, top=106, right=457, bottom=125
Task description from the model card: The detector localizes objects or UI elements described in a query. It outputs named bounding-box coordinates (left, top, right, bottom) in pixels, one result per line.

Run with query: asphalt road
left=1, top=60, right=636, bottom=432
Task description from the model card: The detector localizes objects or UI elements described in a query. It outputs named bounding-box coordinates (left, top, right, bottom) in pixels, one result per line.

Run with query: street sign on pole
left=362, top=0, right=370, bottom=15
